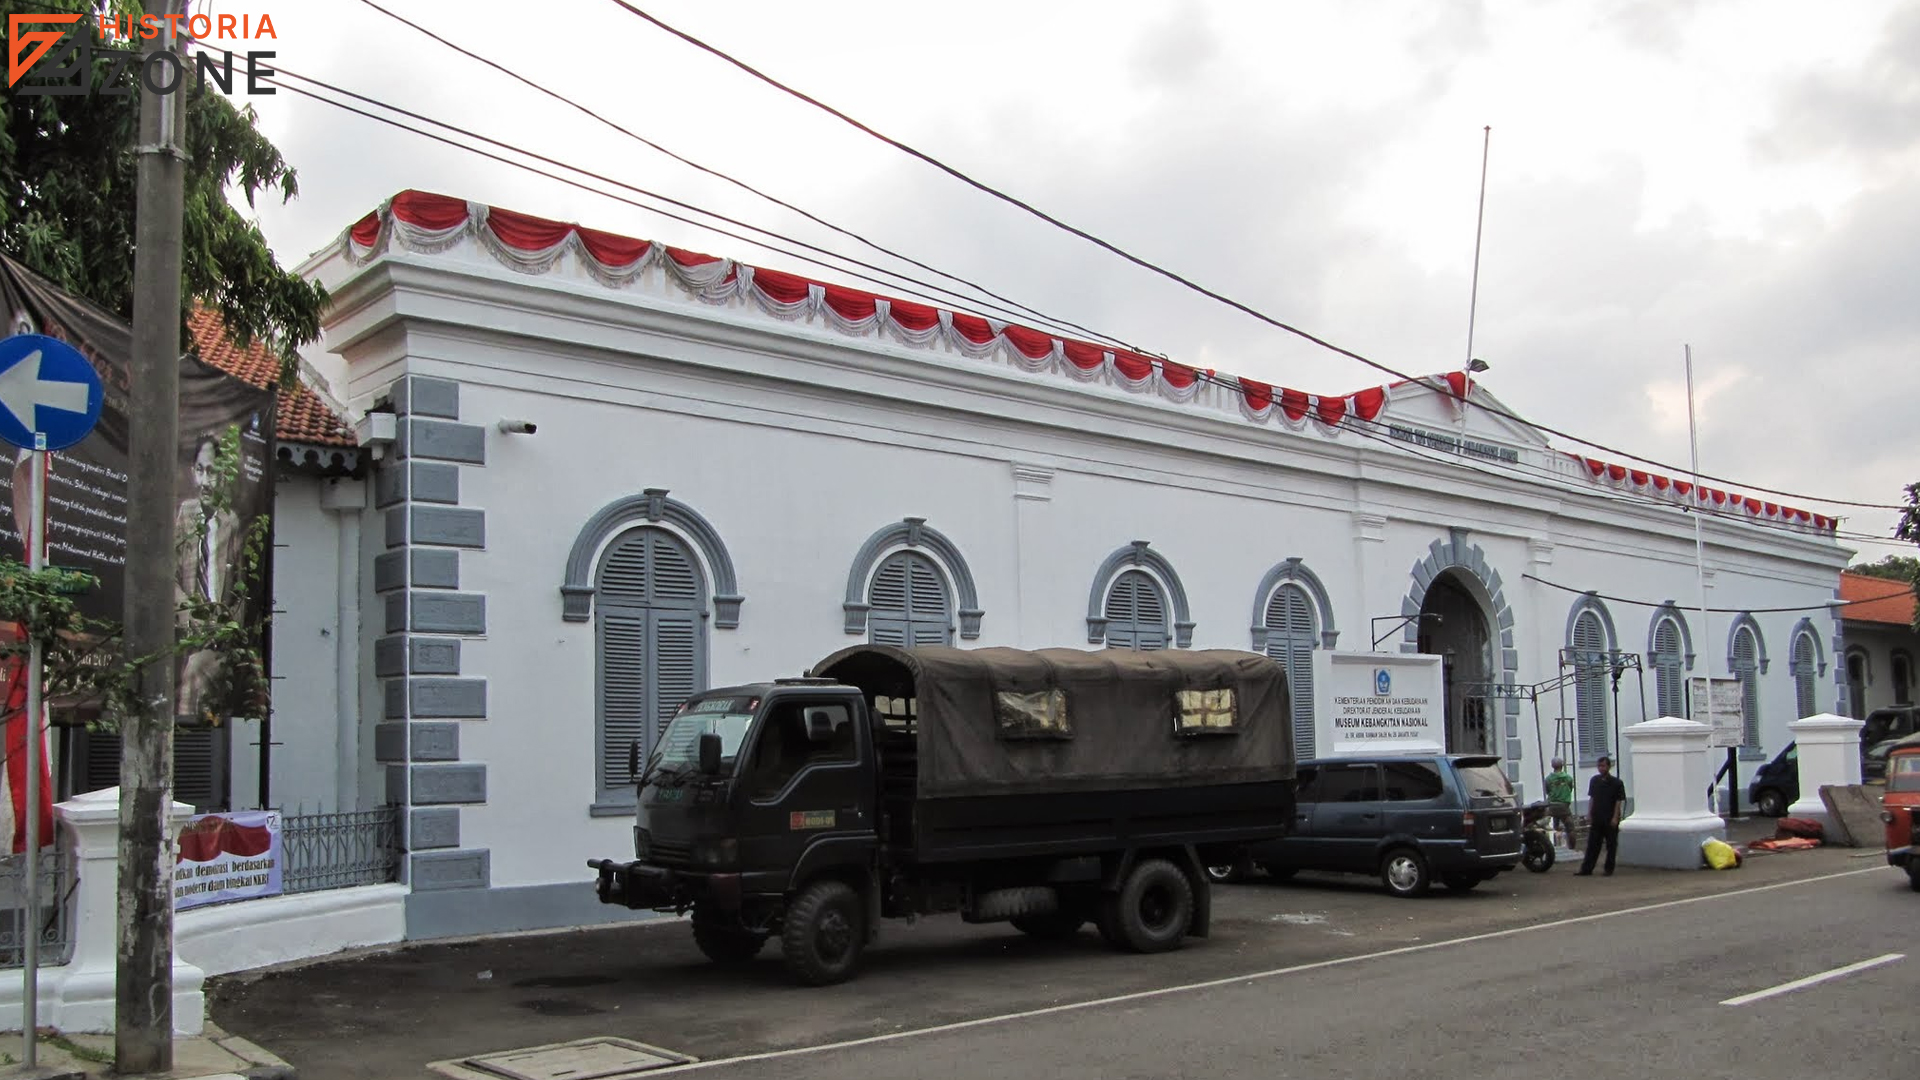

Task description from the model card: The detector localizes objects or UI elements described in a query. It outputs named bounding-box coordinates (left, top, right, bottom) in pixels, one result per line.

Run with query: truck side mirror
left=698, top=732, right=722, bottom=775
left=628, top=739, right=640, bottom=782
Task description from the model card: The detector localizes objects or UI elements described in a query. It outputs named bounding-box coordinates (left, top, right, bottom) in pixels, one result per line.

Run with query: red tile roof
left=1840, top=571, right=1917, bottom=626
left=186, top=305, right=355, bottom=447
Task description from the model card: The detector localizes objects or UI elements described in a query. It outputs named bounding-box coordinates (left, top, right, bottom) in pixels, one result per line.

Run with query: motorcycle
left=1520, top=801, right=1555, bottom=873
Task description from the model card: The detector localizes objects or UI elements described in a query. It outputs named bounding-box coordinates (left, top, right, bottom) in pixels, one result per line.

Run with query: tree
left=0, top=0, right=326, bottom=375
left=1847, top=554, right=1920, bottom=582
left=1897, top=482, right=1920, bottom=633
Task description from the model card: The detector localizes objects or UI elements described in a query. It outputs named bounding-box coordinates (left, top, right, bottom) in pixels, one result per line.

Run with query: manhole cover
left=455, top=1037, right=694, bottom=1080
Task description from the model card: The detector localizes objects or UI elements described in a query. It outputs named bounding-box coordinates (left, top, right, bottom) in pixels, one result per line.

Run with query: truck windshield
left=649, top=700, right=758, bottom=777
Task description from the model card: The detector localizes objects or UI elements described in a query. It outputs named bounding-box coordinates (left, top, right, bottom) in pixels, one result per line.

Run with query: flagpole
left=1685, top=345, right=1726, bottom=814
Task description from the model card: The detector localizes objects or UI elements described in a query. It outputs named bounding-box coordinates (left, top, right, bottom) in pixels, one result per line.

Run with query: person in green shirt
left=1545, top=757, right=1576, bottom=851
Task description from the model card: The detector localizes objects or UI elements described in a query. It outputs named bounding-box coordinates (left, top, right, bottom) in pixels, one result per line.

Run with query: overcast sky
left=229, top=0, right=1919, bottom=560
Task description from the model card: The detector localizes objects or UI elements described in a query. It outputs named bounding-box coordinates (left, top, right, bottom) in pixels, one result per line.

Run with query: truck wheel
left=1380, top=847, right=1431, bottom=898
left=781, top=879, right=866, bottom=986
left=1909, top=866, right=1920, bottom=893
left=1109, top=859, right=1193, bottom=953
left=1010, top=909, right=1086, bottom=940
left=691, top=907, right=766, bottom=964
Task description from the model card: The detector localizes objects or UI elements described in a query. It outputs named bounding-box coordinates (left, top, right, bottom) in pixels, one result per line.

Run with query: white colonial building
left=246, top=190, right=1849, bottom=940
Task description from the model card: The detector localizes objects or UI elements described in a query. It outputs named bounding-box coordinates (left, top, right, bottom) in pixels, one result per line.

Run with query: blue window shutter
left=1106, top=570, right=1169, bottom=651
left=869, top=551, right=953, bottom=646
left=1732, top=628, right=1760, bottom=747
left=1572, top=611, right=1608, bottom=760
left=596, top=527, right=709, bottom=801
left=1265, top=584, right=1317, bottom=757
left=1653, top=618, right=1684, bottom=718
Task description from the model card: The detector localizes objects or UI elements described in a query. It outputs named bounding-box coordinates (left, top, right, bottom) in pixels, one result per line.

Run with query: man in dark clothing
left=1577, top=754, right=1628, bottom=876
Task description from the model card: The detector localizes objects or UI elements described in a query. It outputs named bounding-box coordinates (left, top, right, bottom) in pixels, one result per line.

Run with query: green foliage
left=1897, top=482, right=1920, bottom=633
left=0, top=425, right=270, bottom=731
left=0, top=0, right=326, bottom=380
left=1849, top=554, right=1920, bottom=582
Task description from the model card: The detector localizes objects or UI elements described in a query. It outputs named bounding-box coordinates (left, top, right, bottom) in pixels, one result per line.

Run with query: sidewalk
left=0, top=1023, right=292, bottom=1080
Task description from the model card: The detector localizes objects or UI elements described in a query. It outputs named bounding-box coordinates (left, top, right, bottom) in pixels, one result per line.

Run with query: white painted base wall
left=175, top=883, right=407, bottom=977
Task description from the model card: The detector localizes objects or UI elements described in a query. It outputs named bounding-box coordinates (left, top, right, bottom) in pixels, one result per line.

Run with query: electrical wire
left=345, top=0, right=1128, bottom=352
left=603, top=0, right=1907, bottom=513
left=1522, top=572, right=1913, bottom=615
left=262, top=64, right=1111, bottom=348
left=260, top=59, right=1909, bottom=550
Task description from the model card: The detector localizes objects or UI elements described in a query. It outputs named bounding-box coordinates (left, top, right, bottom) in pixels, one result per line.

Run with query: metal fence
left=282, top=805, right=402, bottom=895
left=0, top=848, right=75, bottom=970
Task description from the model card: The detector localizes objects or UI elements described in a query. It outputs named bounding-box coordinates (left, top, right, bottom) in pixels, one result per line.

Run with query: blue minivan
left=1244, top=754, right=1522, bottom=897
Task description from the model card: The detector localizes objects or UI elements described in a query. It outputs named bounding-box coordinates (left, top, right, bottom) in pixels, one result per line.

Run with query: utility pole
left=120, top=1, right=187, bottom=1070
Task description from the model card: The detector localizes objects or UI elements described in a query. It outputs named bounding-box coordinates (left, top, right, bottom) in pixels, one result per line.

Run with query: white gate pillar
left=1617, top=717, right=1726, bottom=869
left=0, top=787, right=207, bottom=1034
left=1785, top=713, right=1863, bottom=826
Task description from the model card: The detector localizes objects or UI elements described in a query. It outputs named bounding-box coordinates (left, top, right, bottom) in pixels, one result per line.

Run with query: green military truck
left=588, top=644, right=1296, bottom=985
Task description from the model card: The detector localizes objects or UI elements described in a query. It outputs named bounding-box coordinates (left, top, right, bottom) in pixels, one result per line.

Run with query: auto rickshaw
left=1882, top=732, right=1920, bottom=892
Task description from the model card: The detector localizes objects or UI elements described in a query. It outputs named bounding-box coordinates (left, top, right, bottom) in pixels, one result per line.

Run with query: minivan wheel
left=1755, top=788, right=1787, bottom=818
left=780, top=879, right=866, bottom=986
left=1205, top=852, right=1252, bottom=885
left=1380, top=847, right=1431, bottom=898
left=1108, top=858, right=1194, bottom=953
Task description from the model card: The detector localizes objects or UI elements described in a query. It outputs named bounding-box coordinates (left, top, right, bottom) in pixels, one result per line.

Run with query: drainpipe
left=322, top=478, right=368, bottom=810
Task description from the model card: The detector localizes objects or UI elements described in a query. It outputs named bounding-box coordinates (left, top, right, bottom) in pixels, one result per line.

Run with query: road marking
left=1720, top=953, right=1904, bottom=1006
left=645, top=866, right=1884, bottom=1076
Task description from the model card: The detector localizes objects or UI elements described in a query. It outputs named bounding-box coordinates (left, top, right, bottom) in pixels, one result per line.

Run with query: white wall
left=232, top=478, right=343, bottom=812
left=297, top=238, right=1851, bottom=895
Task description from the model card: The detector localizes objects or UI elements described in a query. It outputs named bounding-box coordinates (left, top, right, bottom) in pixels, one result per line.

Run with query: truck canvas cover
left=811, top=645, right=1294, bottom=799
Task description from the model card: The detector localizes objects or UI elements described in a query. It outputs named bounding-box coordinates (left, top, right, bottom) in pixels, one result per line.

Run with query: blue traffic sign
left=0, top=334, right=104, bottom=452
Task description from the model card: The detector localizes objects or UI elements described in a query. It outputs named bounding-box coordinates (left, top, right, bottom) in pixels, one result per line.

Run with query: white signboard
left=1313, top=651, right=1446, bottom=758
left=1689, top=676, right=1745, bottom=749
left=173, top=810, right=284, bottom=911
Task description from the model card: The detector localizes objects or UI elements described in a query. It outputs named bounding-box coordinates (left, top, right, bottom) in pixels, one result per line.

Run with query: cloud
left=1757, top=3, right=1920, bottom=163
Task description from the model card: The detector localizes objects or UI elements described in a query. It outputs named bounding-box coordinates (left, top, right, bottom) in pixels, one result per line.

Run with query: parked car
left=1748, top=743, right=1798, bottom=818
left=1862, top=706, right=1920, bottom=759
left=1878, top=733, right=1920, bottom=892
left=1747, top=729, right=1907, bottom=818
left=1245, top=753, right=1521, bottom=897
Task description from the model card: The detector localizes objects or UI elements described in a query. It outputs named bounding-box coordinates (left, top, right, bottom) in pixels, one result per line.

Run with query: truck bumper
left=587, top=858, right=782, bottom=912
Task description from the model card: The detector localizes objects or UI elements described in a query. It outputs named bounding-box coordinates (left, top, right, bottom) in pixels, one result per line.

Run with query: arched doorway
left=1417, top=570, right=1495, bottom=754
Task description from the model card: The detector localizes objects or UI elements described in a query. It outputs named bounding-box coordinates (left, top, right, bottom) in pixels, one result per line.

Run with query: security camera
left=496, top=419, right=537, bottom=435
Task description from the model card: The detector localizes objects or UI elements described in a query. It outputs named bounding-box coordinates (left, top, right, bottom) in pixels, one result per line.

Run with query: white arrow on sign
left=0, top=348, right=91, bottom=432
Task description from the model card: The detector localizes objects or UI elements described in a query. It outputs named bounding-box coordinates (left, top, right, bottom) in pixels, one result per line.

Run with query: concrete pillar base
left=1619, top=814, right=1726, bottom=870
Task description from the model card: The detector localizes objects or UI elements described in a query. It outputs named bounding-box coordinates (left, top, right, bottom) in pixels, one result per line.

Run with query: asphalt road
left=208, top=838, right=1912, bottom=1079
left=678, top=866, right=1915, bottom=1080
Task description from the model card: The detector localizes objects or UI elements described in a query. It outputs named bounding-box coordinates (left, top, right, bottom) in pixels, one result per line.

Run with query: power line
left=602, top=0, right=1906, bottom=514
left=260, top=60, right=1906, bottom=550
left=262, top=65, right=1111, bottom=348
left=1523, top=572, right=1912, bottom=615
left=345, top=0, right=1128, bottom=352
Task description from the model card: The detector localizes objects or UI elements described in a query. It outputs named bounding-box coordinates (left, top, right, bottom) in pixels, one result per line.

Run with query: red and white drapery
left=1567, top=453, right=1838, bottom=533
left=343, top=191, right=1462, bottom=437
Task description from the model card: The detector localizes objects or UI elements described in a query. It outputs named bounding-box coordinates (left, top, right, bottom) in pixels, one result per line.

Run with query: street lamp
left=1467, top=358, right=1490, bottom=373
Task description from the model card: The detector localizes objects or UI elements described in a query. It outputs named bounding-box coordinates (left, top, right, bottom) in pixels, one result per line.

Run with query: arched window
left=1846, top=648, right=1869, bottom=718
left=1567, top=600, right=1615, bottom=763
left=867, top=550, right=953, bottom=646
left=1649, top=613, right=1688, bottom=719
left=596, top=526, right=708, bottom=808
left=1894, top=651, right=1914, bottom=706
left=1729, top=619, right=1766, bottom=753
left=1086, top=540, right=1193, bottom=648
left=1264, top=582, right=1319, bottom=757
left=1790, top=631, right=1819, bottom=719
left=1104, top=570, right=1171, bottom=650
